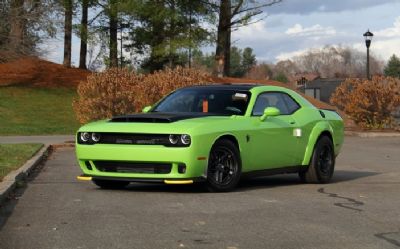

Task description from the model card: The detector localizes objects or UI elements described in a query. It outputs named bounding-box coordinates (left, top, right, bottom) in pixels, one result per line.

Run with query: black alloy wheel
left=207, top=139, right=241, bottom=192
left=299, top=135, right=335, bottom=184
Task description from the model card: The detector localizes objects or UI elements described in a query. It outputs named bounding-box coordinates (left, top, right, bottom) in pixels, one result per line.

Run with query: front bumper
left=75, top=143, right=209, bottom=180
left=77, top=174, right=206, bottom=184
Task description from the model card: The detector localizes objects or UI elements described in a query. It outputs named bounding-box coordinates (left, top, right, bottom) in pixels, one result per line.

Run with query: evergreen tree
left=127, top=0, right=211, bottom=72
left=242, top=47, right=256, bottom=76
left=384, top=54, right=400, bottom=78
left=273, top=72, right=289, bottom=83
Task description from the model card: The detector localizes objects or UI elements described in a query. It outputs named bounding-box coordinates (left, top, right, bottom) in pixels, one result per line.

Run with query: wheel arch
left=213, top=134, right=240, bottom=151
left=301, top=122, right=334, bottom=166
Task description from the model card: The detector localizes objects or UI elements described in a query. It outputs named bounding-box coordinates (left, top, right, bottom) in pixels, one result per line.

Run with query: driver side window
left=252, top=92, right=300, bottom=116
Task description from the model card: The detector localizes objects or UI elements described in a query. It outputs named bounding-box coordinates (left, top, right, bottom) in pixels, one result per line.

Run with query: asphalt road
left=0, top=137, right=399, bottom=249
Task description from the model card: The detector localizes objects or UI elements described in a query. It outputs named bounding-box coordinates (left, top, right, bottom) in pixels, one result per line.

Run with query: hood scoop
left=110, top=113, right=217, bottom=123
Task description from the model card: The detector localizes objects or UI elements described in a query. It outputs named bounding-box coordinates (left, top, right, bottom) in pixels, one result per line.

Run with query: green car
left=76, top=84, right=344, bottom=192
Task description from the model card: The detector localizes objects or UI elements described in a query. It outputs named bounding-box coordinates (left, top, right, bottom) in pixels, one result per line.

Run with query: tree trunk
left=9, top=0, right=25, bottom=54
left=79, top=0, right=88, bottom=69
left=63, top=0, right=73, bottom=67
left=215, top=0, right=231, bottom=77
left=109, top=0, right=118, bottom=68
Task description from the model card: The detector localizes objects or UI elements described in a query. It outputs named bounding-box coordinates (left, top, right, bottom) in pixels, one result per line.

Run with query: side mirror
left=260, top=107, right=280, bottom=121
left=142, top=106, right=152, bottom=113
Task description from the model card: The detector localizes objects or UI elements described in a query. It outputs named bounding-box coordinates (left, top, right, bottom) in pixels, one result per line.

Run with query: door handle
left=290, top=121, right=296, bottom=125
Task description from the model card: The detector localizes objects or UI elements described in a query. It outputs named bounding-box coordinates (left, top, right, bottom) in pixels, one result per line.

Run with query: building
left=297, top=78, right=344, bottom=103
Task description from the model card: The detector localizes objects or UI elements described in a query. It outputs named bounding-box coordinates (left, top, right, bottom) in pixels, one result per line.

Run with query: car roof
left=182, top=83, right=262, bottom=91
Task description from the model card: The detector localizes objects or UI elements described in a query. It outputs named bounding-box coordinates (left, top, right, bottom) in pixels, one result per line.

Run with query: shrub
left=73, top=67, right=210, bottom=124
left=330, top=76, right=400, bottom=129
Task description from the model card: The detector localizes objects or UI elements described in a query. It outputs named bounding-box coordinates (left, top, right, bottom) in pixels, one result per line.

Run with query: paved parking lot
left=0, top=136, right=399, bottom=249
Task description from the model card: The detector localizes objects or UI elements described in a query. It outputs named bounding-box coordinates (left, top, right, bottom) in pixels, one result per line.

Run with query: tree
left=273, top=72, right=288, bottom=83
left=127, top=0, right=211, bottom=72
left=108, top=0, right=118, bottom=67
left=63, top=0, right=73, bottom=67
left=213, top=0, right=281, bottom=76
left=384, top=54, right=400, bottom=78
left=9, top=0, right=26, bottom=53
left=242, top=47, right=256, bottom=76
left=289, top=46, right=383, bottom=78
left=330, top=76, right=400, bottom=129
left=1, top=0, right=58, bottom=60
left=78, top=0, right=89, bottom=69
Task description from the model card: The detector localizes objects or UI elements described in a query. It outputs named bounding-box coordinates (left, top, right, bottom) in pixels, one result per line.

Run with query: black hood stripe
left=110, top=112, right=222, bottom=123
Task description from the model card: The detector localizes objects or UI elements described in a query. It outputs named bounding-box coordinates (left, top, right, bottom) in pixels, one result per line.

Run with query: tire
left=299, top=136, right=335, bottom=184
left=92, top=179, right=130, bottom=189
left=206, top=139, right=241, bottom=192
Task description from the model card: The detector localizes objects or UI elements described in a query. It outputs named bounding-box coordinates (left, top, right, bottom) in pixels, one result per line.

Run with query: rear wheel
left=92, top=179, right=130, bottom=189
left=299, top=136, right=335, bottom=183
left=206, top=139, right=241, bottom=192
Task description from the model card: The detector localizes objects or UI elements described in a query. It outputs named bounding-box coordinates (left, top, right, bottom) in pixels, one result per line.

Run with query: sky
left=42, top=0, right=400, bottom=66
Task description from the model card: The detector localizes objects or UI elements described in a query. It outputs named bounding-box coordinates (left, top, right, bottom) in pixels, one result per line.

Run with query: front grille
left=95, top=133, right=169, bottom=145
left=93, top=161, right=172, bottom=174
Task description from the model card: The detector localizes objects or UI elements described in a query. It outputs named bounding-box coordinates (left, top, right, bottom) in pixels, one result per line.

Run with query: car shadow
left=235, top=169, right=380, bottom=192
left=99, top=169, right=380, bottom=194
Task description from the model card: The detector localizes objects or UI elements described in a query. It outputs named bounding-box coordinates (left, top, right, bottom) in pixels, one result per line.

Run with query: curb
left=345, top=131, right=400, bottom=137
left=0, top=144, right=51, bottom=206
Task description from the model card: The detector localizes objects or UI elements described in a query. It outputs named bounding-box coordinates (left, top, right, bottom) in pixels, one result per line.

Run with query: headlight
left=91, top=132, right=101, bottom=142
left=181, top=134, right=191, bottom=145
left=80, top=132, right=90, bottom=142
left=169, top=134, right=179, bottom=144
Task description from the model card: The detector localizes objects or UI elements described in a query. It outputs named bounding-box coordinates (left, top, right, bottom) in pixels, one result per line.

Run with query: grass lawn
left=0, top=143, right=43, bottom=181
left=0, top=86, right=80, bottom=135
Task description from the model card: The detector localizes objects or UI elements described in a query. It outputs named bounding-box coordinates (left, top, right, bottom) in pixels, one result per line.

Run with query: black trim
left=77, top=132, right=191, bottom=147
left=241, top=166, right=307, bottom=179
left=181, top=84, right=260, bottom=91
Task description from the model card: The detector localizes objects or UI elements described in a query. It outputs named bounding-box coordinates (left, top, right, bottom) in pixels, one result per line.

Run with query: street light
left=363, top=30, right=374, bottom=79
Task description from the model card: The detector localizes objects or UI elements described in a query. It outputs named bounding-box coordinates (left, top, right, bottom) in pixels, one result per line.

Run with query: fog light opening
left=85, top=161, right=93, bottom=170
left=178, top=164, right=186, bottom=174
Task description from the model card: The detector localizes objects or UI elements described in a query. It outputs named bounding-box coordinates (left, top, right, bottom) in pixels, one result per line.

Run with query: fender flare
left=301, top=121, right=334, bottom=165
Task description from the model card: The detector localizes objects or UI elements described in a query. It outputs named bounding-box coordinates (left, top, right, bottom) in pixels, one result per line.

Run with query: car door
left=250, top=92, right=301, bottom=170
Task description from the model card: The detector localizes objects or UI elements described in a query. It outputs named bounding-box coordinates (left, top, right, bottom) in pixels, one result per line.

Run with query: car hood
left=78, top=113, right=244, bottom=135
left=110, top=112, right=222, bottom=123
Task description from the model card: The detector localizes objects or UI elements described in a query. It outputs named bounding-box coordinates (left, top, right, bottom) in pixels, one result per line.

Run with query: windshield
left=152, top=88, right=251, bottom=115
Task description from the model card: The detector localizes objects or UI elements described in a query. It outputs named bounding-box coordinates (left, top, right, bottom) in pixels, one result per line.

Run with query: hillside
left=0, top=57, right=90, bottom=87
left=0, top=57, right=334, bottom=111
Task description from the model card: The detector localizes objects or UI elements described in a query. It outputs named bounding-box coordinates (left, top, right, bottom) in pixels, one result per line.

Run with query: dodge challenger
left=76, top=84, right=344, bottom=192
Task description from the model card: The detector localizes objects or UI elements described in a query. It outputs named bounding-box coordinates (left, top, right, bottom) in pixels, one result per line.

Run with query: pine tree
left=384, top=54, right=400, bottom=78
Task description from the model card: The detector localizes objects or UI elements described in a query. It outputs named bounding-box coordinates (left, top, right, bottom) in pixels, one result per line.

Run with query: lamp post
left=363, top=30, right=374, bottom=80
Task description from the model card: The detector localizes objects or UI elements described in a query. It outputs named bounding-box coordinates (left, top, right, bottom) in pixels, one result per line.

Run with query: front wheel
left=299, top=136, right=335, bottom=184
left=206, top=139, right=241, bottom=192
left=92, top=179, right=130, bottom=189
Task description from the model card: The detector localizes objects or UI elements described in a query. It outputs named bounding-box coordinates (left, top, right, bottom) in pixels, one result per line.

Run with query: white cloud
left=375, top=16, right=400, bottom=38
left=285, top=24, right=336, bottom=37
left=275, top=48, right=309, bottom=61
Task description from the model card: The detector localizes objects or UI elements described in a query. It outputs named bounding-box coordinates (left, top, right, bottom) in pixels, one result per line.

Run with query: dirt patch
left=0, top=57, right=90, bottom=88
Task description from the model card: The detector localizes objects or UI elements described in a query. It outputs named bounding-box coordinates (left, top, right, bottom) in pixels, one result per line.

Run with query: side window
left=281, top=93, right=300, bottom=114
left=252, top=92, right=300, bottom=116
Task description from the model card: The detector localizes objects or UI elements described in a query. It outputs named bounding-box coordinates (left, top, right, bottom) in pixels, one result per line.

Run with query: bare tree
left=211, top=0, right=281, bottom=76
